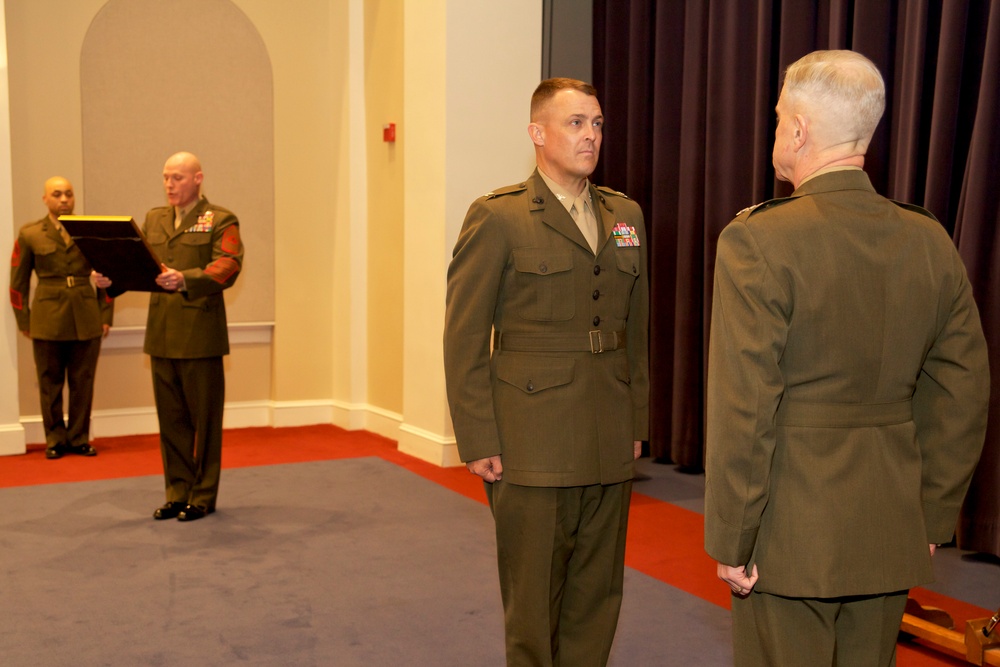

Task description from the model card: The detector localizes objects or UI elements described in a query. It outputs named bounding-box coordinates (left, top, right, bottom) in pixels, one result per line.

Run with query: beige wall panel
left=5, top=0, right=107, bottom=232
left=234, top=0, right=345, bottom=403
left=364, top=0, right=404, bottom=415
left=7, top=0, right=353, bottom=424
left=79, top=0, right=275, bottom=327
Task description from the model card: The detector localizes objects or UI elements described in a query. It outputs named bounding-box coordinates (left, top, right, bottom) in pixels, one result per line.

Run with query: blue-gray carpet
left=2, top=457, right=732, bottom=666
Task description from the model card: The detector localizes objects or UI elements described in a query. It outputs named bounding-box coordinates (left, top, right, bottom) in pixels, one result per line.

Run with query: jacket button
left=593, top=265, right=601, bottom=275
left=526, top=381, right=534, bottom=392
left=592, top=289, right=600, bottom=300
left=532, top=197, right=544, bottom=204
left=593, top=316, right=601, bottom=326
left=539, top=263, right=548, bottom=274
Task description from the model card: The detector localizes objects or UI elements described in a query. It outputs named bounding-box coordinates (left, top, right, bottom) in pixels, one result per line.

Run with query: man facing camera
left=444, top=78, right=649, bottom=665
left=705, top=50, right=989, bottom=665
left=10, top=176, right=113, bottom=459
left=97, top=152, right=243, bottom=522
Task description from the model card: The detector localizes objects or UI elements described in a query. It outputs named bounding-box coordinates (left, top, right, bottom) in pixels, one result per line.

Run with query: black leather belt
left=493, top=330, right=627, bottom=354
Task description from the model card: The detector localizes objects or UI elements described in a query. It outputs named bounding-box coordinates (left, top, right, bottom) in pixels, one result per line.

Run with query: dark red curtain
left=593, top=0, right=1000, bottom=556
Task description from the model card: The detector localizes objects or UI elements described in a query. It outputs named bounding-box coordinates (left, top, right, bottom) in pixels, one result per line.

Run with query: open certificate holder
left=59, top=215, right=166, bottom=297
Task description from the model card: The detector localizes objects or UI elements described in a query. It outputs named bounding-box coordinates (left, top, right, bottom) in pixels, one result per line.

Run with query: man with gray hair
left=705, top=50, right=989, bottom=664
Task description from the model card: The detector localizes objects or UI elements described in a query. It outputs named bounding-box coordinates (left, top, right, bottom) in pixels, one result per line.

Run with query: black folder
left=59, top=215, right=165, bottom=296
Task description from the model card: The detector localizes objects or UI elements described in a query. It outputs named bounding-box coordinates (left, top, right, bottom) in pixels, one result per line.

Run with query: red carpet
left=2, top=424, right=987, bottom=665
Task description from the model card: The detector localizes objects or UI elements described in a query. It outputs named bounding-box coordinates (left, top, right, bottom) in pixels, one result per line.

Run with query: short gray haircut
left=782, top=50, right=885, bottom=143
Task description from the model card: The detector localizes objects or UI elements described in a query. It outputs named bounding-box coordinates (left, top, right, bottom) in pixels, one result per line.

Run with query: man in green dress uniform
left=445, top=78, right=649, bottom=666
left=705, top=50, right=989, bottom=665
left=10, top=176, right=113, bottom=459
left=99, top=152, right=243, bottom=522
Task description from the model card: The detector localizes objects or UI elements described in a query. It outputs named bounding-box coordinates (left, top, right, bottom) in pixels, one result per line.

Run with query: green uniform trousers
left=151, top=356, right=225, bottom=511
left=487, top=480, right=632, bottom=667
left=32, top=337, right=102, bottom=449
left=731, top=589, right=909, bottom=666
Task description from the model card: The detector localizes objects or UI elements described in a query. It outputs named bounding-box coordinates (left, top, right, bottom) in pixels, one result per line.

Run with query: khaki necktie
left=570, top=194, right=599, bottom=254
left=54, top=223, right=72, bottom=246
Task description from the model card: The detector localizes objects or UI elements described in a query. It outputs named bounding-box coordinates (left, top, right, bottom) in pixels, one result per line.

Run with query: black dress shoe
left=67, top=444, right=97, bottom=456
left=45, top=445, right=66, bottom=459
left=177, top=505, right=211, bottom=522
left=153, top=502, right=186, bottom=520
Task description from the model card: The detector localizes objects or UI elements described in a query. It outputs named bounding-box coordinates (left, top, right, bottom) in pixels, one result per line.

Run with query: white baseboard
left=270, top=401, right=335, bottom=428
left=11, top=401, right=456, bottom=468
left=0, top=422, right=27, bottom=455
left=397, top=422, right=461, bottom=467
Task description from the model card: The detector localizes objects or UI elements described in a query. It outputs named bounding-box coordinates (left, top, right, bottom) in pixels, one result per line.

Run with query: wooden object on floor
left=901, top=598, right=1000, bottom=666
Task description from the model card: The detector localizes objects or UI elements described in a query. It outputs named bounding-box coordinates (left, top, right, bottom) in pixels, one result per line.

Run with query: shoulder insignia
left=483, top=183, right=526, bottom=200
left=734, top=202, right=763, bottom=218
left=596, top=185, right=630, bottom=199
left=890, top=200, right=939, bottom=222
left=735, top=196, right=798, bottom=220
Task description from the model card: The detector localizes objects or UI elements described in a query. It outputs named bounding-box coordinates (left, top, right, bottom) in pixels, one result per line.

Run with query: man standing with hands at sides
left=96, top=152, right=242, bottom=522
left=444, top=78, right=648, bottom=666
left=705, top=50, right=989, bottom=665
left=10, top=176, right=113, bottom=459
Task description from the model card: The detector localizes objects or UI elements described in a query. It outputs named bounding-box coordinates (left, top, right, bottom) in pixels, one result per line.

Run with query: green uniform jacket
left=9, top=216, right=113, bottom=340
left=142, top=197, right=243, bottom=359
left=444, top=170, right=650, bottom=487
left=704, top=170, right=989, bottom=598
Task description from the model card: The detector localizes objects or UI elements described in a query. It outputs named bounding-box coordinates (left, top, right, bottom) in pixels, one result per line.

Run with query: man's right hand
left=92, top=271, right=111, bottom=289
left=467, top=455, right=503, bottom=483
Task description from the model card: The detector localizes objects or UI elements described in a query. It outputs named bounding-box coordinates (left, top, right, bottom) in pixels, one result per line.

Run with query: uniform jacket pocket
left=511, top=248, right=574, bottom=321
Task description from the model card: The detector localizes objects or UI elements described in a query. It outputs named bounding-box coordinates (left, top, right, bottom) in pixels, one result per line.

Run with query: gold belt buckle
left=589, top=330, right=603, bottom=354
left=66, top=276, right=76, bottom=287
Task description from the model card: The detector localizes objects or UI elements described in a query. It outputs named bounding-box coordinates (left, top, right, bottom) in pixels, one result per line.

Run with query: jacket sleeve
left=913, top=249, right=989, bottom=543
left=444, top=198, right=508, bottom=462
left=9, top=230, right=33, bottom=333
left=704, top=219, right=789, bottom=567
left=98, top=288, right=114, bottom=327
left=624, top=204, right=650, bottom=441
left=181, top=211, right=243, bottom=299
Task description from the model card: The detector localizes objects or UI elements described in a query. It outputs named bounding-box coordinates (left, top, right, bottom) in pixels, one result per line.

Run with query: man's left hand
left=156, top=264, right=186, bottom=292
left=717, top=561, right=759, bottom=597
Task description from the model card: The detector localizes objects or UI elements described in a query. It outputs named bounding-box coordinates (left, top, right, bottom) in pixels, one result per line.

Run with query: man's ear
left=527, top=122, right=544, bottom=147
left=792, top=114, right=808, bottom=150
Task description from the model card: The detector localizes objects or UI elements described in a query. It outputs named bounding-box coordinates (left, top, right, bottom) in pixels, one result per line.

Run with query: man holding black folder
left=98, top=152, right=243, bottom=522
left=9, top=176, right=113, bottom=459
left=146, top=152, right=243, bottom=522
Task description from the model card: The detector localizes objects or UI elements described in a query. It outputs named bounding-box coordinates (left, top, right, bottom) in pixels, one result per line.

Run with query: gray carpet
left=2, top=458, right=732, bottom=666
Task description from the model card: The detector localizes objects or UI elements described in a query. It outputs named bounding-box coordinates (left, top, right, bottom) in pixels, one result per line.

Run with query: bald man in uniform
left=98, top=152, right=243, bottom=521
left=705, top=50, right=989, bottom=665
left=10, top=176, right=113, bottom=459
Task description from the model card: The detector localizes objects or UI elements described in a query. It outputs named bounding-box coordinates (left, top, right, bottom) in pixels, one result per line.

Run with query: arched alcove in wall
left=79, top=0, right=275, bottom=327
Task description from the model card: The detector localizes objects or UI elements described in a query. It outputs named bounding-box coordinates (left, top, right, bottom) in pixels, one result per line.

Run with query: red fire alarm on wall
left=383, top=123, right=396, bottom=142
